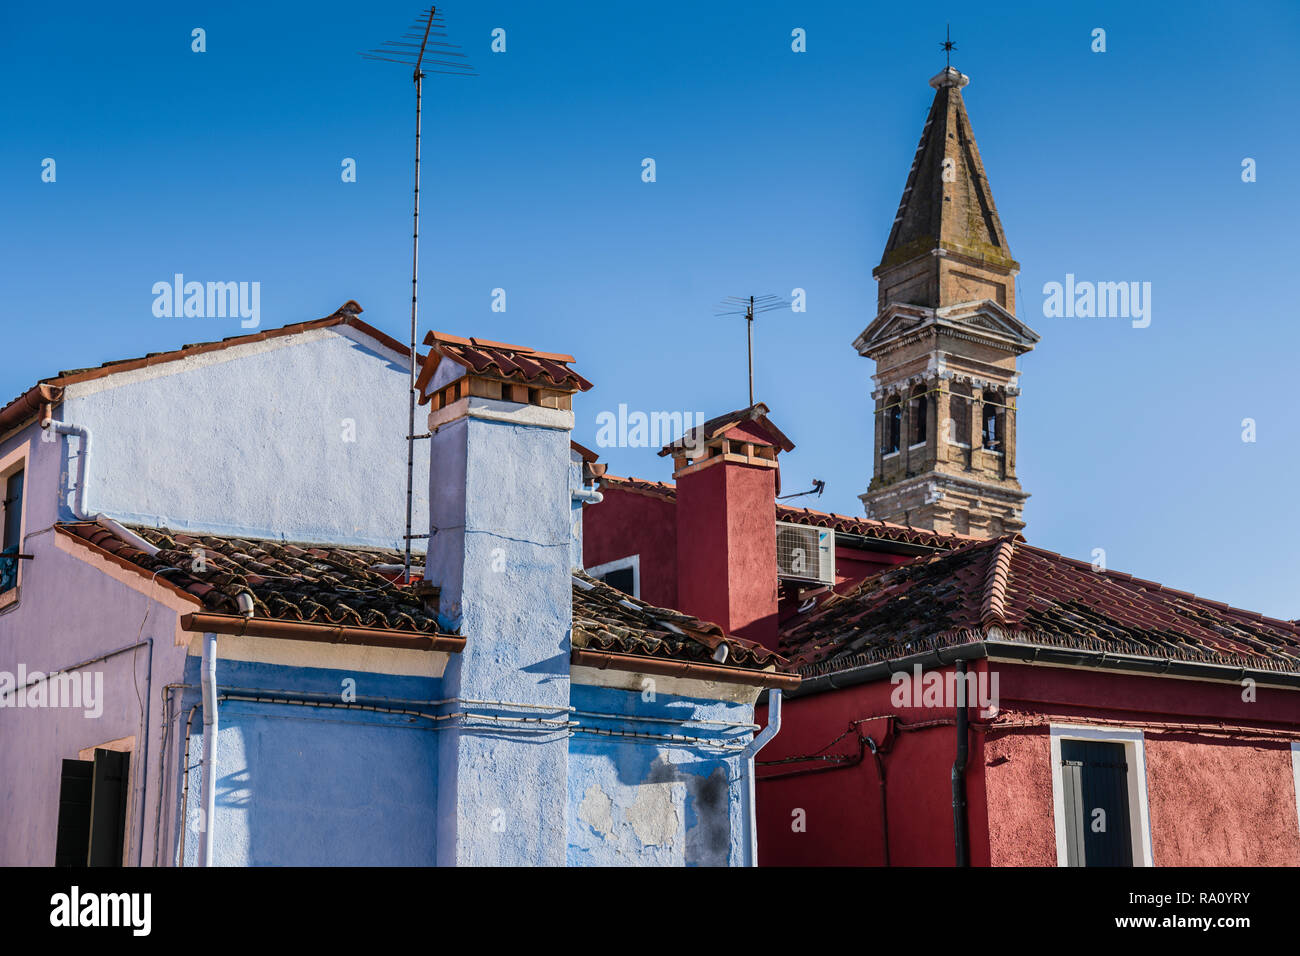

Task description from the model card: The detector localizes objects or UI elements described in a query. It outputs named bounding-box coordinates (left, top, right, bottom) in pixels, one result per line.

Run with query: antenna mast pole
left=746, top=295, right=754, bottom=406
left=716, top=293, right=788, bottom=408
left=403, top=11, right=434, bottom=585
left=361, top=5, right=476, bottom=587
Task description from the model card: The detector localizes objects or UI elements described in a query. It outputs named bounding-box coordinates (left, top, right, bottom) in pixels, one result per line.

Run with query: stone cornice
left=862, top=472, right=1029, bottom=504
left=872, top=370, right=1015, bottom=399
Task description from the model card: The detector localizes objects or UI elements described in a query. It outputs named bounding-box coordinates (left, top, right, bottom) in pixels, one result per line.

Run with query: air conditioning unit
left=775, top=521, right=835, bottom=585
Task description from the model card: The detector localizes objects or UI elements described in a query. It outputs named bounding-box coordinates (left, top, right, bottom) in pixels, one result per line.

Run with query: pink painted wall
left=983, top=663, right=1300, bottom=866
left=981, top=729, right=1055, bottom=866
left=1144, top=737, right=1298, bottom=865
left=761, top=660, right=1300, bottom=866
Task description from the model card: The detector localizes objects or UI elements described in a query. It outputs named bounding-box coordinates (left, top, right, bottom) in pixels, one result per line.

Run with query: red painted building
left=584, top=432, right=1300, bottom=867
left=582, top=64, right=1300, bottom=867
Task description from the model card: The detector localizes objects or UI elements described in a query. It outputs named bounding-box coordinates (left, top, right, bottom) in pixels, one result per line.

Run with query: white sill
left=908, top=441, right=927, bottom=450
left=882, top=451, right=900, bottom=459
left=948, top=441, right=971, bottom=449
left=985, top=449, right=1005, bottom=456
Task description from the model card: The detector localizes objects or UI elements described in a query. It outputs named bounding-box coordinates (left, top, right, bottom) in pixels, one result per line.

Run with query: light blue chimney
left=422, top=337, right=585, bottom=866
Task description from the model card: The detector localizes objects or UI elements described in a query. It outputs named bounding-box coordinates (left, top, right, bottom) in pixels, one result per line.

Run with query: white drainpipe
left=198, top=632, right=218, bottom=867
left=94, top=514, right=161, bottom=556
left=740, top=689, right=782, bottom=866
left=42, top=419, right=92, bottom=520
left=41, top=418, right=163, bottom=558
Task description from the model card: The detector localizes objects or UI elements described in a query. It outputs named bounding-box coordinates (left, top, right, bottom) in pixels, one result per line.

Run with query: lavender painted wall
left=0, top=523, right=188, bottom=866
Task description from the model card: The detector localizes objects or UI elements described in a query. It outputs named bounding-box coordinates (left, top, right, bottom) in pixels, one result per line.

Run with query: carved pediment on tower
left=937, top=300, right=1039, bottom=352
left=853, top=299, right=1038, bottom=358
left=851, top=304, right=933, bottom=355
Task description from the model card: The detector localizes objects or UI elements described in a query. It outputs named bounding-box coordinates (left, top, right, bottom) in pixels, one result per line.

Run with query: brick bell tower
left=856, top=66, right=1040, bottom=538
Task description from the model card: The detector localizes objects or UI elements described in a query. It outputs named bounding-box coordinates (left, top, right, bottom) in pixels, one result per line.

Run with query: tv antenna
left=715, top=294, right=790, bottom=407
left=360, top=6, right=476, bottom=584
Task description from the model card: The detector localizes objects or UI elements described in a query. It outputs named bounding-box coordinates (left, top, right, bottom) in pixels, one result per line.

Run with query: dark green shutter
left=54, top=759, right=93, bottom=866
left=0, top=469, right=22, bottom=592
left=87, top=749, right=130, bottom=866
left=1061, top=739, right=1134, bottom=867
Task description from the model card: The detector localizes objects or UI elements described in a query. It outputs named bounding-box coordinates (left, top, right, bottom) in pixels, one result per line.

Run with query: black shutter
left=54, top=759, right=93, bottom=866
left=601, top=566, right=635, bottom=595
left=87, top=749, right=130, bottom=867
left=1061, top=739, right=1134, bottom=867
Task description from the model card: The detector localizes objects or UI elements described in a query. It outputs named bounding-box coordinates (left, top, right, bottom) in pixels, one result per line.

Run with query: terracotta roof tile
left=597, top=474, right=975, bottom=550
left=599, top=474, right=679, bottom=501
left=59, top=522, right=446, bottom=634
left=421, top=331, right=593, bottom=395
left=658, top=402, right=794, bottom=456
left=780, top=537, right=1300, bottom=677
left=57, top=522, right=788, bottom=674
left=773, top=504, right=981, bottom=550
left=571, top=571, right=785, bottom=672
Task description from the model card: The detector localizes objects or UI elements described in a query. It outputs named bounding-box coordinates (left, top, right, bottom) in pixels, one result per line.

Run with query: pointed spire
left=857, top=64, right=1034, bottom=540
left=879, top=68, right=1014, bottom=274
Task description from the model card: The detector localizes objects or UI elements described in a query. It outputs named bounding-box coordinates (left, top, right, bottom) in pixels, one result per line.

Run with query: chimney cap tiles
left=657, top=402, right=795, bottom=458
left=416, top=330, right=594, bottom=406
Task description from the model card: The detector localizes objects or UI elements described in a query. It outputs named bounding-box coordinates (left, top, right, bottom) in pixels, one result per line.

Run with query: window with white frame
left=1050, top=724, right=1153, bottom=867
left=585, top=554, right=640, bottom=598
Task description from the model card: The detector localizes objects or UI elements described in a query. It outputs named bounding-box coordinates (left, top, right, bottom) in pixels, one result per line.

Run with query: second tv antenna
left=716, top=294, right=790, bottom=407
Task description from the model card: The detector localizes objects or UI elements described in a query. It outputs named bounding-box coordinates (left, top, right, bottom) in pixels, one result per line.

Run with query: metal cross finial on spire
left=941, top=24, right=957, bottom=68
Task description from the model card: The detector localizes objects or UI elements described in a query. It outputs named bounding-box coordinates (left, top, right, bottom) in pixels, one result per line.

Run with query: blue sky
left=3, top=1, right=1298, bottom=617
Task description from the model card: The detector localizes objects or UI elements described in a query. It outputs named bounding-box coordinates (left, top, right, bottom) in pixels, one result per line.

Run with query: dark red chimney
left=660, top=404, right=793, bottom=651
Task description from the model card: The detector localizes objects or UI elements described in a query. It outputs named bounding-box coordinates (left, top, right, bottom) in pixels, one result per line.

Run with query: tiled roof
left=57, top=521, right=789, bottom=675
left=420, top=331, right=593, bottom=396
left=596, top=474, right=972, bottom=549
left=58, top=522, right=444, bottom=634
left=774, top=504, right=978, bottom=550
left=598, top=474, right=678, bottom=502
left=781, top=536, right=1300, bottom=677
left=0, top=384, right=63, bottom=438
left=658, top=402, right=794, bottom=456
left=572, top=571, right=785, bottom=672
